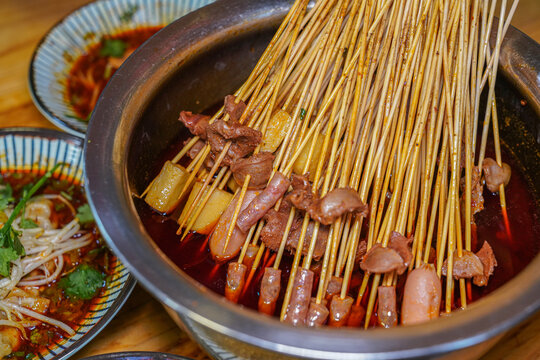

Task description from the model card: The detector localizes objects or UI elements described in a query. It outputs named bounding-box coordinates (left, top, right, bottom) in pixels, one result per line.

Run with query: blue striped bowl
left=0, top=128, right=136, bottom=360
left=29, top=0, right=214, bottom=138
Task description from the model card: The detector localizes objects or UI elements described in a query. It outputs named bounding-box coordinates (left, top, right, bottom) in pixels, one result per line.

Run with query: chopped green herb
left=20, top=218, right=38, bottom=229
left=103, top=63, right=113, bottom=79
left=25, top=353, right=34, bottom=360
left=60, top=190, right=72, bottom=201
left=59, top=264, right=105, bottom=300
left=119, top=4, right=139, bottom=22
left=0, top=246, right=19, bottom=278
left=99, top=39, right=127, bottom=58
left=0, top=184, right=14, bottom=210
left=76, top=204, right=94, bottom=226
left=300, top=108, right=307, bottom=120
left=0, top=163, right=62, bottom=277
left=54, top=202, right=66, bottom=212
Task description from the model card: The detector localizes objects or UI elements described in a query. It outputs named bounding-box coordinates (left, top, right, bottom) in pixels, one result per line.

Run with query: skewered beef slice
left=284, top=268, right=314, bottom=326
left=231, top=152, right=275, bottom=189
left=236, top=171, right=290, bottom=232
left=259, top=267, right=281, bottom=315
left=471, top=166, right=485, bottom=215
left=377, top=286, right=398, bottom=328
left=325, top=276, right=343, bottom=301
left=261, top=203, right=329, bottom=261
left=225, top=262, right=247, bottom=303
left=287, top=175, right=368, bottom=225
left=179, top=111, right=210, bottom=139
left=441, top=250, right=484, bottom=279
left=482, top=157, right=511, bottom=192
left=328, top=295, right=353, bottom=327
left=309, top=187, right=368, bottom=225
left=360, top=244, right=406, bottom=275
left=473, top=241, right=497, bottom=286
left=355, top=240, right=367, bottom=262
left=388, top=231, right=413, bottom=268
left=224, top=95, right=247, bottom=122
left=460, top=165, right=485, bottom=216
left=287, top=221, right=329, bottom=261
left=207, top=119, right=262, bottom=166
left=184, top=139, right=215, bottom=169
left=286, top=174, right=314, bottom=211
left=306, top=298, right=329, bottom=327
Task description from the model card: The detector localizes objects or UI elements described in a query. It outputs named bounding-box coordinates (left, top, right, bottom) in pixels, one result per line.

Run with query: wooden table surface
left=1, top=0, right=540, bottom=359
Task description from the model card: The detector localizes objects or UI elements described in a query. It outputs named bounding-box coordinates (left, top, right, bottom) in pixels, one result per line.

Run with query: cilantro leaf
left=0, top=184, right=14, bottom=210
left=99, top=39, right=127, bottom=58
left=76, top=204, right=94, bottom=226
left=0, top=247, right=19, bottom=277
left=20, top=218, right=38, bottom=229
left=59, top=264, right=105, bottom=300
left=119, top=5, right=139, bottom=22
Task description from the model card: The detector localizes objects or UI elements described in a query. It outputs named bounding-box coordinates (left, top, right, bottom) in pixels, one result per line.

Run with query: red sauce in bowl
left=66, top=26, right=163, bottom=121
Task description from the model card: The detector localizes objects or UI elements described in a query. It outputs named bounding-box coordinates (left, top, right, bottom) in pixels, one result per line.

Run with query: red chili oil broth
left=137, top=142, right=540, bottom=327
left=66, top=26, right=163, bottom=120
left=0, top=172, right=114, bottom=359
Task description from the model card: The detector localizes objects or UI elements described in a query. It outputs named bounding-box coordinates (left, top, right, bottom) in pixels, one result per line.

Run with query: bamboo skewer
left=142, top=0, right=521, bottom=329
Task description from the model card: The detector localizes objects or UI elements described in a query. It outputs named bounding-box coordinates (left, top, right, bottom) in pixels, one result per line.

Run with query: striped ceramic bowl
left=29, top=0, right=214, bottom=138
left=0, top=128, right=136, bottom=360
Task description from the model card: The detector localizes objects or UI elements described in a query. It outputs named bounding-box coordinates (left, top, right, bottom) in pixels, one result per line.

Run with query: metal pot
left=85, top=0, right=540, bottom=359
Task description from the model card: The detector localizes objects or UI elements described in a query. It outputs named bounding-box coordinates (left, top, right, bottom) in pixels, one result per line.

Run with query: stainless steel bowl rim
left=85, top=0, right=540, bottom=358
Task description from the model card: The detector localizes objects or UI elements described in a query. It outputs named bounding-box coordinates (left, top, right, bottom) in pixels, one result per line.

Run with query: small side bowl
left=0, top=127, right=136, bottom=360
left=28, top=0, right=213, bottom=138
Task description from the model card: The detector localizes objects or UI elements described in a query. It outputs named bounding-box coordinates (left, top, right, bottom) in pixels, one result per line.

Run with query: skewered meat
left=482, top=158, right=511, bottom=192
left=360, top=244, right=407, bottom=275
left=328, top=295, right=353, bottom=327
left=286, top=174, right=314, bottom=211
left=259, top=267, right=281, bottom=315
left=179, top=111, right=210, bottom=139
left=306, top=298, right=329, bottom=327
left=284, top=268, right=314, bottom=326
left=471, top=166, right=485, bottom=215
left=185, top=139, right=215, bottom=169
left=377, top=286, right=398, bottom=328
left=236, top=172, right=290, bottom=232
left=207, top=119, right=262, bottom=166
left=209, top=190, right=260, bottom=262
left=347, top=304, right=366, bottom=327
left=225, top=262, right=247, bottom=303
left=388, top=231, right=413, bottom=268
left=261, top=203, right=302, bottom=250
left=309, top=188, right=368, bottom=225
left=243, top=244, right=260, bottom=269
left=231, top=152, right=275, bottom=189
left=442, top=250, right=484, bottom=279
left=287, top=221, right=329, bottom=261
left=325, top=276, right=343, bottom=301
left=473, top=241, right=497, bottom=286
left=401, top=264, right=441, bottom=325
left=224, top=95, right=247, bottom=122
left=287, top=176, right=368, bottom=225
left=261, top=203, right=329, bottom=261
left=355, top=240, right=368, bottom=262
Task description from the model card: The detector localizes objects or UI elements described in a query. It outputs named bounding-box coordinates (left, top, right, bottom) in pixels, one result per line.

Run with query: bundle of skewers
left=142, top=0, right=516, bottom=328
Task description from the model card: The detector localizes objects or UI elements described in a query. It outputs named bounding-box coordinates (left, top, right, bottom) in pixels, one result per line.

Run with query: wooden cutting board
left=1, top=1, right=540, bottom=359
